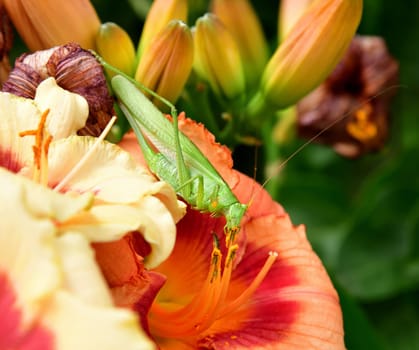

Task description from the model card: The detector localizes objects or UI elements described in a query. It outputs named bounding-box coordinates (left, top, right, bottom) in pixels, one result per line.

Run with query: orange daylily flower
left=97, top=115, right=345, bottom=349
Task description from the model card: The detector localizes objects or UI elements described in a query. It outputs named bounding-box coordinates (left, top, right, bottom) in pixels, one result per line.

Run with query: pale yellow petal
left=61, top=204, right=145, bottom=242
left=62, top=198, right=177, bottom=269
left=48, top=136, right=185, bottom=220
left=0, top=180, right=58, bottom=324
left=34, top=77, right=89, bottom=139
left=56, top=232, right=114, bottom=307
left=42, top=291, right=156, bottom=350
left=0, top=92, right=41, bottom=172
left=132, top=196, right=177, bottom=269
left=49, top=136, right=156, bottom=199
left=0, top=168, right=88, bottom=324
left=48, top=136, right=184, bottom=266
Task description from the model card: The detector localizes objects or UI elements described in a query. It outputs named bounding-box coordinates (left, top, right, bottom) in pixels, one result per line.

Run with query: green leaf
left=364, top=292, right=419, bottom=350
left=336, top=151, right=419, bottom=300
left=336, top=283, right=387, bottom=350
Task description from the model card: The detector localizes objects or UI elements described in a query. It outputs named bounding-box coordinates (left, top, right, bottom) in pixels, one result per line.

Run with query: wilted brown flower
left=297, top=35, right=399, bottom=158
left=2, top=43, right=114, bottom=136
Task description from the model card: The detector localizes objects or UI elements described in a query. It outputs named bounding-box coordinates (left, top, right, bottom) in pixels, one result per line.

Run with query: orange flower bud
left=278, top=0, right=313, bottom=40
left=135, top=20, right=193, bottom=108
left=137, top=0, right=187, bottom=59
left=261, top=0, right=363, bottom=110
left=3, top=0, right=100, bottom=51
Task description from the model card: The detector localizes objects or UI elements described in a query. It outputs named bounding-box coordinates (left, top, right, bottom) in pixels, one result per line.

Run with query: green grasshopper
left=106, top=69, right=247, bottom=238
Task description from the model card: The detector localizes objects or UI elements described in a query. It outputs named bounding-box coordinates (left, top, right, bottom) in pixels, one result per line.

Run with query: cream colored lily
left=0, top=168, right=156, bottom=349
left=0, top=72, right=187, bottom=348
left=0, top=77, right=186, bottom=268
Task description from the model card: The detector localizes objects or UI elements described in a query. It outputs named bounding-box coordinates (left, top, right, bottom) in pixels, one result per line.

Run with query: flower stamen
left=218, top=251, right=278, bottom=318
left=149, top=226, right=278, bottom=339
left=19, top=109, right=52, bottom=186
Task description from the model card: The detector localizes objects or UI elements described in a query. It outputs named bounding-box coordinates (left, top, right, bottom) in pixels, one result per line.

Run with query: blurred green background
left=11, top=0, right=419, bottom=348
left=85, top=0, right=419, bottom=348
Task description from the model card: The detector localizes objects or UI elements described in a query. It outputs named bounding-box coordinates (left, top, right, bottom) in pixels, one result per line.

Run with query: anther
left=346, top=103, right=378, bottom=142
left=19, top=109, right=52, bottom=184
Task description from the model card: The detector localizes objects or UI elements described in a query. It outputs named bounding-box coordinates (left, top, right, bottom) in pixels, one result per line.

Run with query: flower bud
left=135, top=20, right=193, bottom=108
left=261, top=0, right=363, bottom=110
left=137, top=0, right=187, bottom=59
left=278, top=0, right=313, bottom=40
left=193, top=13, right=245, bottom=101
left=96, top=22, right=137, bottom=77
left=3, top=0, right=100, bottom=51
left=210, top=0, right=269, bottom=89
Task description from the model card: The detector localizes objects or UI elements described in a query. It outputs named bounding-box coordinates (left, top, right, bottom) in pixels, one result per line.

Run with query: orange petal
left=93, top=233, right=166, bottom=332
left=118, top=132, right=148, bottom=168
left=199, top=171, right=344, bottom=349
left=201, top=213, right=344, bottom=349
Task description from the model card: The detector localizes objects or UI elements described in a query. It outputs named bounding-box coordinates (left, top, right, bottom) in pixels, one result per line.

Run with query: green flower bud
left=193, top=13, right=245, bottom=101
left=210, top=0, right=269, bottom=89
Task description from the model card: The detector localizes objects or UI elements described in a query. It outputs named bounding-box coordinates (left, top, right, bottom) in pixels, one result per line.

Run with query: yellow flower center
left=346, top=103, right=378, bottom=142
left=19, top=109, right=52, bottom=186
left=149, top=227, right=278, bottom=339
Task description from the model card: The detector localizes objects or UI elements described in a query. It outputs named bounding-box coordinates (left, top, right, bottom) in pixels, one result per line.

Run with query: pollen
left=148, top=224, right=278, bottom=339
left=346, top=103, right=378, bottom=142
left=19, top=109, right=52, bottom=186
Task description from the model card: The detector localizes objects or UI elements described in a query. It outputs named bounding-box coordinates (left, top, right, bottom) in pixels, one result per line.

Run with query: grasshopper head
left=225, top=202, right=248, bottom=233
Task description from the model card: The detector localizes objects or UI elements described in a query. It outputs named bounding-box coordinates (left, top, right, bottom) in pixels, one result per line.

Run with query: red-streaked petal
left=199, top=212, right=344, bottom=349
left=151, top=203, right=343, bottom=349
left=0, top=148, right=24, bottom=173
left=0, top=271, right=55, bottom=350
